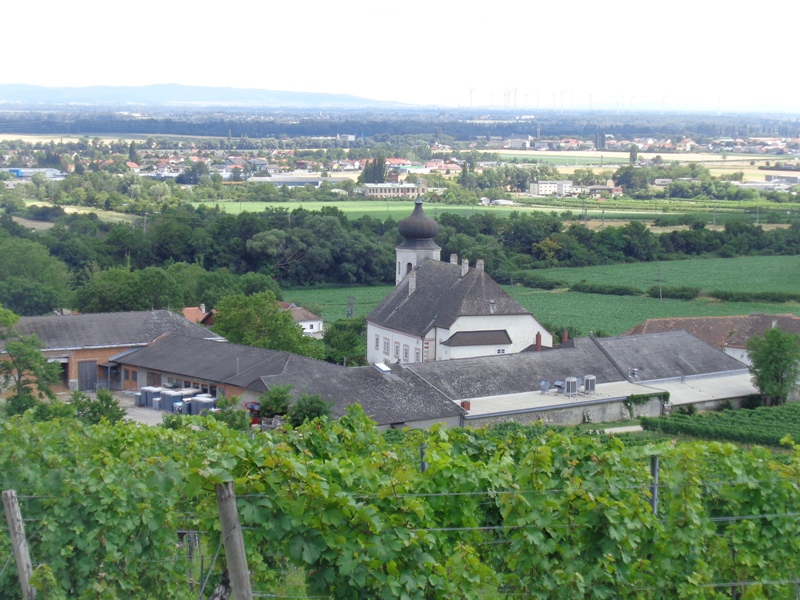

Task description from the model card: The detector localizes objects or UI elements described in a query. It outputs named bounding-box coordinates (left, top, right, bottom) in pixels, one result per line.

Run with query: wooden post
left=215, top=482, right=253, bottom=600
left=2, top=489, right=36, bottom=600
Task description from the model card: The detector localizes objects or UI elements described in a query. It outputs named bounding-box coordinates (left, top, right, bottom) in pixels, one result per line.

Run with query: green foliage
left=710, top=289, right=800, bottom=304
left=259, top=385, right=292, bottom=418
left=0, top=307, right=60, bottom=405
left=570, top=280, right=642, bottom=296
left=213, top=291, right=325, bottom=359
left=646, top=285, right=701, bottom=300
left=747, top=328, right=800, bottom=406
left=287, top=393, right=332, bottom=427
left=641, top=402, right=800, bottom=446
left=209, top=394, right=252, bottom=431
left=70, top=389, right=126, bottom=425
left=322, top=318, right=367, bottom=366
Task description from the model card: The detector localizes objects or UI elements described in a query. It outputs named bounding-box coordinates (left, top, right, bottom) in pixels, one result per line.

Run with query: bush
left=709, top=290, right=800, bottom=303
left=259, top=385, right=292, bottom=418
left=646, top=286, right=701, bottom=300
left=570, top=281, right=641, bottom=296
left=288, top=393, right=333, bottom=427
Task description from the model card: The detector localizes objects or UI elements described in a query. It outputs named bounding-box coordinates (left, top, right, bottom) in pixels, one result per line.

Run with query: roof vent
left=565, top=377, right=578, bottom=397
left=540, top=380, right=551, bottom=394
left=584, top=375, right=596, bottom=395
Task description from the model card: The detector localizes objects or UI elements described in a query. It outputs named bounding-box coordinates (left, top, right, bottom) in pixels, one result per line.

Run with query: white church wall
left=366, top=324, right=424, bottom=365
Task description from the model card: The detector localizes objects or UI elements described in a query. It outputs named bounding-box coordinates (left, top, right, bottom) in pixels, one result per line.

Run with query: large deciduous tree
left=747, top=328, right=800, bottom=406
left=212, top=291, right=324, bottom=359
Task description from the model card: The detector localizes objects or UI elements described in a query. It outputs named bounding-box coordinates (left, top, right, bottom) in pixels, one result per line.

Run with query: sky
left=5, top=0, right=799, bottom=113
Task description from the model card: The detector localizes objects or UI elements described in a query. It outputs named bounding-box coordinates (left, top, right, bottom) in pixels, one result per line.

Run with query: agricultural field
left=640, top=403, right=800, bottom=447
left=547, top=255, right=800, bottom=294
left=191, top=199, right=538, bottom=220
left=285, top=255, right=800, bottom=335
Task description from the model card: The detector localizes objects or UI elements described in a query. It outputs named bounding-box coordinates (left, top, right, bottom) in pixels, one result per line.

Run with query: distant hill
left=0, top=84, right=408, bottom=109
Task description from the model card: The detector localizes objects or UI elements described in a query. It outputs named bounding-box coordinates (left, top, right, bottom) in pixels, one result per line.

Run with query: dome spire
left=395, top=196, right=441, bottom=285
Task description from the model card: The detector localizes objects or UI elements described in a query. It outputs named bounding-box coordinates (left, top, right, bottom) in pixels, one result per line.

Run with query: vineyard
left=5, top=411, right=800, bottom=598
left=641, top=403, right=800, bottom=447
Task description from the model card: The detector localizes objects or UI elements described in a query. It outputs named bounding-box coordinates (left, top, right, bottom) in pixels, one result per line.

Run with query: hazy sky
left=6, top=0, right=798, bottom=113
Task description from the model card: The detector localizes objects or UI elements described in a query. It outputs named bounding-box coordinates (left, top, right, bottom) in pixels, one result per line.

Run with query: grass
left=545, top=256, right=800, bottom=294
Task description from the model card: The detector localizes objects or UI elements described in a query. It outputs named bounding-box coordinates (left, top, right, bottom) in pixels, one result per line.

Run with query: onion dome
left=398, top=196, right=438, bottom=240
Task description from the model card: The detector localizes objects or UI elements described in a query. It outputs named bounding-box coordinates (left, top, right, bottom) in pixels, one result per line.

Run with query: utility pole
left=215, top=483, right=253, bottom=600
left=2, top=490, right=36, bottom=600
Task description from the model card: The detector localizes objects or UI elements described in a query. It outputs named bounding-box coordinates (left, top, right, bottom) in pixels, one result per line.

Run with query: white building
left=362, top=180, right=428, bottom=198
left=366, top=199, right=552, bottom=364
left=530, top=180, right=573, bottom=196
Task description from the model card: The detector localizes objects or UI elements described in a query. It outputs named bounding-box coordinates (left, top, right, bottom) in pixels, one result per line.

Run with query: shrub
left=259, top=385, right=292, bottom=418
left=288, top=393, right=333, bottom=427
left=646, top=286, right=701, bottom=300
left=570, top=281, right=641, bottom=296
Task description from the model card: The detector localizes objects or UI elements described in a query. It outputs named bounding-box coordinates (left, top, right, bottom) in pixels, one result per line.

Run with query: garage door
left=78, top=361, right=97, bottom=391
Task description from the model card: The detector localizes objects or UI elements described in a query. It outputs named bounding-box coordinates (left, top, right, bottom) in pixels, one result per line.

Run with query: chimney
left=561, top=330, right=569, bottom=344
left=461, top=258, right=469, bottom=277
left=450, top=254, right=458, bottom=264
left=460, top=400, right=471, bottom=411
left=200, top=303, right=206, bottom=314
left=535, top=331, right=542, bottom=352
left=476, top=259, right=484, bottom=272
left=408, top=269, right=416, bottom=296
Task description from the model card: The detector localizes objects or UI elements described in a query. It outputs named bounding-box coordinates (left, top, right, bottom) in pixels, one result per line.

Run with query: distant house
left=7, top=311, right=222, bottom=391
left=279, top=302, right=324, bottom=339
left=182, top=305, right=215, bottom=327
left=530, top=180, right=573, bottom=196
left=361, top=180, right=428, bottom=198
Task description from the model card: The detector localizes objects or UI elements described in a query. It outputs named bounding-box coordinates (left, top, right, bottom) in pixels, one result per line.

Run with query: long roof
left=10, top=310, right=222, bottom=351
left=625, top=312, right=800, bottom=350
left=367, top=259, right=531, bottom=336
left=114, top=335, right=464, bottom=425
left=112, top=330, right=749, bottom=426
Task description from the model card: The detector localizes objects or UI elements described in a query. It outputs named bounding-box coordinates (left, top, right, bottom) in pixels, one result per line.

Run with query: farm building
left=8, top=311, right=222, bottom=391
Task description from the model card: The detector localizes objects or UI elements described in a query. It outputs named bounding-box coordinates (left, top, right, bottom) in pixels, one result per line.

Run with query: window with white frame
left=415, top=348, right=421, bottom=362
left=403, top=346, right=409, bottom=361
left=383, top=339, right=390, bottom=354
left=375, top=335, right=380, bottom=350
left=394, top=342, right=400, bottom=357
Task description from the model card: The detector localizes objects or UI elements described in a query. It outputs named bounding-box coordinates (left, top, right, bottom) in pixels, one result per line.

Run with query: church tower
left=395, top=197, right=441, bottom=284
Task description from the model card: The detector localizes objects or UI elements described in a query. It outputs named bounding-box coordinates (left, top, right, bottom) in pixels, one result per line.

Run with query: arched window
left=406, top=262, right=413, bottom=274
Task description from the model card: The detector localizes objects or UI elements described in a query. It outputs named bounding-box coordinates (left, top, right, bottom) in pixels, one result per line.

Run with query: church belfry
left=395, top=196, right=441, bottom=284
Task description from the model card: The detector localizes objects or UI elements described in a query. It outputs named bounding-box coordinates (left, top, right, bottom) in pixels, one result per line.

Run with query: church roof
left=366, top=259, right=531, bottom=337
left=396, top=197, right=439, bottom=244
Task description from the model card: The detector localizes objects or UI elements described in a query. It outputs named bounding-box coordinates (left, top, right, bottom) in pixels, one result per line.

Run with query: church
left=365, top=198, right=552, bottom=364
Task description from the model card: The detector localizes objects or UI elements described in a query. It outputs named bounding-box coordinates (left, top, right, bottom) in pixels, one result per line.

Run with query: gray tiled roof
left=112, top=335, right=288, bottom=388
left=366, top=259, right=530, bottom=336
left=259, top=361, right=464, bottom=426
left=404, top=331, right=747, bottom=400
left=12, top=311, right=222, bottom=351
left=116, top=335, right=464, bottom=426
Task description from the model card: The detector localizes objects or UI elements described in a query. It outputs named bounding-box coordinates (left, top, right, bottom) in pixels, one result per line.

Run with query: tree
left=70, top=389, right=126, bottom=424
left=0, top=305, right=60, bottom=413
left=323, top=318, right=367, bottom=366
left=629, top=144, right=639, bottom=164
left=747, top=328, right=800, bottom=406
left=287, top=393, right=332, bottom=427
left=212, top=291, right=324, bottom=359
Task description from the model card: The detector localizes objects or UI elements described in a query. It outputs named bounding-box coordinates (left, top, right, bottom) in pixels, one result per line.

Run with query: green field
left=546, top=255, right=800, bottom=294
left=285, top=256, right=800, bottom=335
left=190, top=199, right=556, bottom=220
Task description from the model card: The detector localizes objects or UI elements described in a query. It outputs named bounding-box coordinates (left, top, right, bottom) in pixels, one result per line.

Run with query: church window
left=403, top=346, right=409, bottom=361
left=383, top=339, right=390, bottom=354
left=394, top=342, right=400, bottom=357
left=375, top=335, right=380, bottom=350
left=415, top=348, right=421, bottom=362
